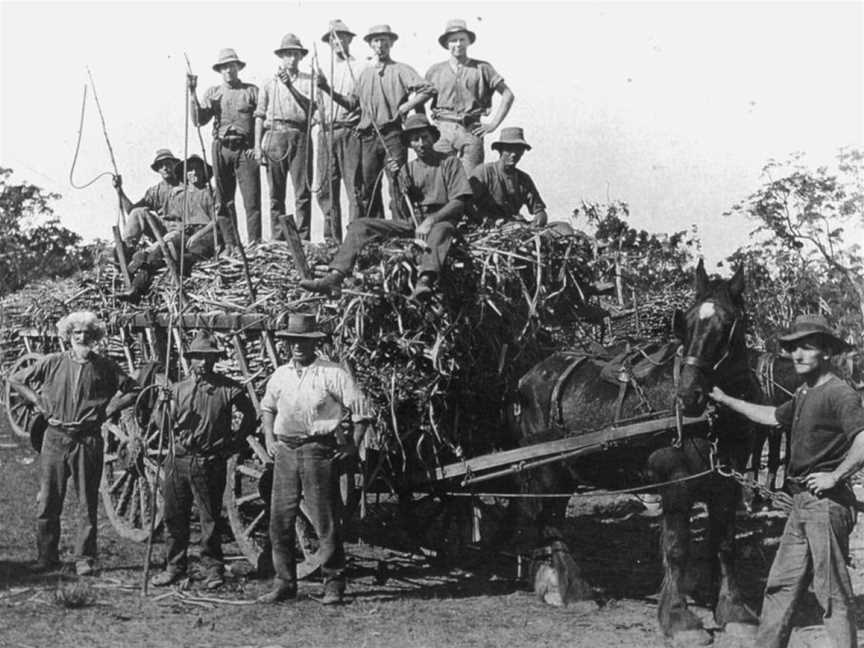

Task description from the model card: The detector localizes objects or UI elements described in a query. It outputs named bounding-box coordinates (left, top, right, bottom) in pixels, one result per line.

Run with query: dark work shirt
left=163, top=184, right=215, bottom=228
left=775, top=375, right=864, bottom=478
left=425, top=58, right=503, bottom=120
left=170, top=372, right=256, bottom=456
left=399, top=152, right=472, bottom=215
left=197, top=81, right=259, bottom=139
left=353, top=60, right=433, bottom=131
left=17, top=351, right=137, bottom=427
left=137, top=180, right=177, bottom=215
left=470, top=160, right=546, bottom=222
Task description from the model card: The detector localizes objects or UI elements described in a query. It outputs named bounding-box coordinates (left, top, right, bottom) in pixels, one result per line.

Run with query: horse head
left=672, top=260, right=746, bottom=416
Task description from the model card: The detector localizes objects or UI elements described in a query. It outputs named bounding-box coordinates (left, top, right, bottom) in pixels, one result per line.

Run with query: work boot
left=409, top=273, right=436, bottom=302
left=117, top=266, right=153, bottom=304
left=203, top=568, right=225, bottom=591
left=151, top=568, right=185, bottom=587
left=318, top=580, right=345, bottom=606
left=300, top=270, right=344, bottom=296
left=256, top=581, right=297, bottom=604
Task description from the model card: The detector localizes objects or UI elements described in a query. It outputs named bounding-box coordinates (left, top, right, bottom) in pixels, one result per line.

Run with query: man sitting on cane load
left=113, top=149, right=181, bottom=251
left=119, top=155, right=229, bottom=303
left=151, top=331, right=257, bottom=590
left=300, top=113, right=472, bottom=301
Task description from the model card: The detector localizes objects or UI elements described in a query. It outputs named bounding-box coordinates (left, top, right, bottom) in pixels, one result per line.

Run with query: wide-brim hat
left=438, top=19, right=477, bottom=49
left=777, top=314, right=853, bottom=353
left=401, top=113, right=440, bottom=142
left=150, top=149, right=180, bottom=172
left=276, top=312, right=326, bottom=339
left=175, top=155, right=213, bottom=182
left=212, top=48, right=246, bottom=71
left=491, top=127, right=532, bottom=151
left=322, top=19, right=355, bottom=43
left=274, top=33, right=308, bottom=56
left=185, top=330, right=225, bottom=357
left=364, top=24, right=399, bottom=43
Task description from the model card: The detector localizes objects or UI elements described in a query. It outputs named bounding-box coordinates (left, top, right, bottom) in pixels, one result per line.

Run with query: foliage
left=0, top=168, right=95, bottom=297
left=723, top=149, right=864, bottom=347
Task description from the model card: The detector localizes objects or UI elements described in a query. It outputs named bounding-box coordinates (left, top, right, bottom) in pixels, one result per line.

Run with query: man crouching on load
left=257, top=313, right=372, bottom=605
left=300, top=113, right=473, bottom=301
left=9, top=311, right=139, bottom=576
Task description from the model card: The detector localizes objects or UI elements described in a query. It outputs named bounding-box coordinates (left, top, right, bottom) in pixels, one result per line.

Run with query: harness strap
left=548, top=355, right=587, bottom=429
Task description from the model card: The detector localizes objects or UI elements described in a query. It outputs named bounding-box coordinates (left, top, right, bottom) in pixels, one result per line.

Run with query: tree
left=724, top=149, right=864, bottom=347
left=0, top=168, right=94, bottom=297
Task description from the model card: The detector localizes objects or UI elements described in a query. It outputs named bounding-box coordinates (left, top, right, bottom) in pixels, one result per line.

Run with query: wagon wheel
left=4, top=352, right=44, bottom=441
left=224, top=437, right=350, bottom=578
left=100, top=411, right=164, bottom=542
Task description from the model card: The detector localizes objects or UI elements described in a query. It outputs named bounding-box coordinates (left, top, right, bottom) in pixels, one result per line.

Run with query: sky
left=1, top=0, right=862, bottom=269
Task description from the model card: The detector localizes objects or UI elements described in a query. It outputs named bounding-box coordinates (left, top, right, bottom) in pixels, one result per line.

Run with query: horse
left=507, top=260, right=759, bottom=645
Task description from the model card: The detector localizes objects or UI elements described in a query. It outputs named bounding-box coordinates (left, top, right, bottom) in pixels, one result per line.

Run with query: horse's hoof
left=723, top=622, right=758, bottom=638
left=669, top=629, right=712, bottom=647
left=566, top=599, right=599, bottom=614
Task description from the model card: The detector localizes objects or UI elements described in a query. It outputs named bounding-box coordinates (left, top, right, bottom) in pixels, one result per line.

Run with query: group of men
left=113, top=18, right=553, bottom=303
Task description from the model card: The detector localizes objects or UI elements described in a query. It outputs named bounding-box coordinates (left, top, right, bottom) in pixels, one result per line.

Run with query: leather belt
left=218, top=136, right=251, bottom=150
left=270, top=119, right=307, bottom=131
left=436, top=114, right=480, bottom=127
left=276, top=434, right=336, bottom=449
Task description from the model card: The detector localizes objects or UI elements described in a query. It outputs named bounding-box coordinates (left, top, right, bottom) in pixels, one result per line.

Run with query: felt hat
left=185, top=330, right=225, bottom=357
left=150, top=149, right=180, bottom=172
left=212, top=48, right=246, bottom=71
left=364, top=24, right=399, bottom=43
left=778, top=314, right=852, bottom=353
left=491, top=127, right=532, bottom=151
left=437, top=18, right=477, bottom=49
left=276, top=312, right=326, bottom=339
left=174, top=155, right=213, bottom=182
left=401, top=113, right=440, bottom=142
left=322, top=19, right=355, bottom=43
left=274, top=33, right=308, bottom=56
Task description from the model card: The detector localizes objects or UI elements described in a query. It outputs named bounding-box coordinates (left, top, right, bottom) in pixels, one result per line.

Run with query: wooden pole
left=278, top=214, right=312, bottom=280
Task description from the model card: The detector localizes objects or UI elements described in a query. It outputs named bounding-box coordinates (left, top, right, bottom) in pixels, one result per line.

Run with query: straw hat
left=212, top=48, right=246, bottom=71
left=363, top=24, right=399, bottom=43
left=322, top=19, right=355, bottom=43
left=274, top=33, right=308, bottom=56
left=491, top=127, right=532, bottom=151
left=437, top=19, right=476, bottom=49
left=150, top=149, right=180, bottom=172
left=275, top=313, right=326, bottom=339
left=184, top=331, right=224, bottom=357
left=778, top=314, right=852, bottom=353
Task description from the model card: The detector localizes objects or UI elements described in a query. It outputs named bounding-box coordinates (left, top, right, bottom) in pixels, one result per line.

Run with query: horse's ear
left=694, top=259, right=708, bottom=297
left=671, top=309, right=687, bottom=343
left=729, top=266, right=745, bottom=303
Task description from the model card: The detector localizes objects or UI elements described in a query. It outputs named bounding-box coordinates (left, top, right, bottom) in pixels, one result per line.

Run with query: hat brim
left=274, top=47, right=309, bottom=56
left=364, top=32, right=399, bottom=43
left=492, top=141, right=531, bottom=151
left=275, top=331, right=327, bottom=339
left=151, top=156, right=180, bottom=172
left=402, top=125, right=440, bottom=142
left=778, top=330, right=852, bottom=353
left=438, top=29, right=477, bottom=49
left=212, top=60, right=246, bottom=72
left=322, top=29, right=356, bottom=43
left=175, top=158, right=213, bottom=181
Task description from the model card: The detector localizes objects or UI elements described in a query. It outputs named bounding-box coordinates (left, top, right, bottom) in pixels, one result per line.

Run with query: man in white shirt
left=257, top=313, right=372, bottom=605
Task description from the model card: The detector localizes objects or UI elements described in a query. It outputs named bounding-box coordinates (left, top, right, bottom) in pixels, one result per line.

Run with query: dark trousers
left=757, top=490, right=857, bottom=648
left=36, top=427, right=103, bottom=563
left=161, top=453, right=227, bottom=575
left=265, top=127, right=312, bottom=241
left=316, top=126, right=363, bottom=241
left=129, top=225, right=217, bottom=276
left=330, top=218, right=456, bottom=277
left=358, top=127, right=407, bottom=221
left=212, top=141, right=262, bottom=243
left=268, top=441, right=344, bottom=590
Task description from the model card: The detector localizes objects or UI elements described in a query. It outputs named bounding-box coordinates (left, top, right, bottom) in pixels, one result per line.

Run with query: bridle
left=681, top=312, right=741, bottom=379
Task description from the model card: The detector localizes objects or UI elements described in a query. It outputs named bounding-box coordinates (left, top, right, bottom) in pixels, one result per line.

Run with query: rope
left=68, top=85, right=114, bottom=189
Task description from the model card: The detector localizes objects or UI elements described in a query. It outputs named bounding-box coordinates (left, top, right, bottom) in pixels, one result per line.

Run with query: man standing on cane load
left=151, top=331, right=257, bottom=589
left=8, top=311, right=139, bottom=576
left=255, top=34, right=315, bottom=241
left=315, top=19, right=366, bottom=242
left=710, top=314, right=864, bottom=648
left=300, top=114, right=472, bottom=301
left=257, top=313, right=372, bottom=605
left=425, top=19, right=514, bottom=173
left=112, top=148, right=181, bottom=249
left=189, top=48, right=261, bottom=245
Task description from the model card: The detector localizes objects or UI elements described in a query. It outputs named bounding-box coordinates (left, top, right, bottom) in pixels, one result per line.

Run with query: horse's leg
left=709, top=478, right=760, bottom=637
left=766, top=429, right=782, bottom=492
left=742, top=429, right=766, bottom=511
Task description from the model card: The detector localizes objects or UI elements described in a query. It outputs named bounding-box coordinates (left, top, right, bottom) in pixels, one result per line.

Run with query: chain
left=716, top=465, right=793, bottom=512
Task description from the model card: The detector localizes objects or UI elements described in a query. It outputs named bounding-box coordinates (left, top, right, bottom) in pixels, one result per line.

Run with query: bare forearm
left=487, top=86, right=515, bottom=131
left=399, top=91, right=433, bottom=116
left=427, top=198, right=465, bottom=225
left=714, top=392, right=778, bottom=427
left=262, top=410, right=275, bottom=440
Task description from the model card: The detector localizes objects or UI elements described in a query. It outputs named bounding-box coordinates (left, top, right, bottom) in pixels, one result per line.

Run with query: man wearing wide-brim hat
left=120, top=155, right=229, bottom=303
left=151, top=330, right=257, bottom=589
left=188, top=48, right=261, bottom=245
left=113, top=148, right=182, bottom=250
left=254, top=33, right=316, bottom=241
left=314, top=19, right=367, bottom=242
left=710, top=314, right=863, bottom=648
left=342, top=23, right=434, bottom=221
left=258, top=313, right=372, bottom=605
left=301, top=113, right=473, bottom=301
left=470, top=127, right=549, bottom=228
left=424, top=18, right=515, bottom=173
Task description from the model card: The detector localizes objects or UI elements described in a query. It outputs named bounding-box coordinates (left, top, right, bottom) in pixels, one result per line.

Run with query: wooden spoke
left=241, top=510, right=266, bottom=538
left=4, top=353, right=44, bottom=441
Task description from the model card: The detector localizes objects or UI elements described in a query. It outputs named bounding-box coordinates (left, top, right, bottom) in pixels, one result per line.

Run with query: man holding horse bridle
left=710, top=314, right=864, bottom=648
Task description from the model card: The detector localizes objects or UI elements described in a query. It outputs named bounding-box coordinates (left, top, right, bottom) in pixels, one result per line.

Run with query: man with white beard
left=9, top=311, right=139, bottom=576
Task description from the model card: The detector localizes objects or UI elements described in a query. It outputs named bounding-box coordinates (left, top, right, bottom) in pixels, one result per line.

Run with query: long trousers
left=358, top=126, right=407, bottom=221
left=329, top=218, right=456, bottom=277
left=128, top=225, right=216, bottom=275
left=433, top=120, right=484, bottom=174
left=268, top=441, right=345, bottom=590
left=316, top=126, right=363, bottom=242
left=756, top=490, right=857, bottom=648
left=161, top=453, right=226, bottom=575
left=122, top=207, right=162, bottom=245
left=212, top=141, right=262, bottom=244
left=265, top=127, right=312, bottom=241
left=36, top=427, right=103, bottom=563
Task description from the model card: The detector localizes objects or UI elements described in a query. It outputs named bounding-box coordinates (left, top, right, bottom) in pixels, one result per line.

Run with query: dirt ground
left=2, top=414, right=864, bottom=648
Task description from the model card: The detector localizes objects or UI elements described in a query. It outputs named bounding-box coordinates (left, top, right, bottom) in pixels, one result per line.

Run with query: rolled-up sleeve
left=333, top=365, right=373, bottom=423
left=260, top=368, right=284, bottom=414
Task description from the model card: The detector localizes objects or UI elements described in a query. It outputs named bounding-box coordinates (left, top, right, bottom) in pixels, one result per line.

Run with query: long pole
left=86, top=66, right=125, bottom=228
